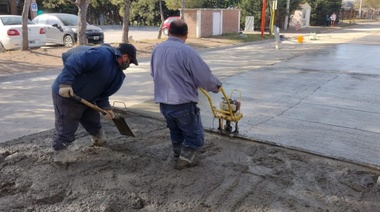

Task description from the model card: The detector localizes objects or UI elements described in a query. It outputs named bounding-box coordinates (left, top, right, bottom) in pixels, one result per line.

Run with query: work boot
left=172, top=142, right=182, bottom=158
left=91, top=128, right=107, bottom=146
left=53, top=148, right=69, bottom=164
left=52, top=140, right=72, bottom=151
left=53, top=146, right=80, bottom=165
left=176, top=146, right=197, bottom=170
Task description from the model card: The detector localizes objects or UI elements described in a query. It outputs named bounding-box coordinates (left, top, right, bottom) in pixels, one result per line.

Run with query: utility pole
left=261, top=0, right=267, bottom=38
left=359, top=0, right=363, bottom=19
left=270, top=0, right=277, bottom=35
left=284, top=0, right=290, bottom=30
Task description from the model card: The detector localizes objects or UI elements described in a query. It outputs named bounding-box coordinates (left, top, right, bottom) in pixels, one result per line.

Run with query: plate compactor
left=200, top=87, right=243, bottom=135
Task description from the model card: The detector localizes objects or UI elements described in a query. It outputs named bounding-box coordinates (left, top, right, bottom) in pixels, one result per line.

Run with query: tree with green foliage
left=164, top=0, right=237, bottom=10
left=203, top=0, right=236, bottom=8
left=305, top=0, right=342, bottom=26
left=88, top=0, right=122, bottom=25
left=129, top=0, right=158, bottom=25
left=273, top=0, right=302, bottom=29
left=238, top=0, right=263, bottom=30
left=34, top=0, right=347, bottom=36
left=361, top=0, right=380, bottom=19
left=164, top=0, right=203, bottom=10
left=364, top=0, right=380, bottom=9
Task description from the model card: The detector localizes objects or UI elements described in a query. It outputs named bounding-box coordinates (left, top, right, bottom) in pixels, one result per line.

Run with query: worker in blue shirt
left=51, top=43, right=138, bottom=153
left=150, top=19, right=222, bottom=170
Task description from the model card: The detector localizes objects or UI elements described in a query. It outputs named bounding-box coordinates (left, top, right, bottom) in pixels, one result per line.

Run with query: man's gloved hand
left=58, top=84, right=74, bottom=98
left=217, top=85, right=222, bottom=93
left=213, top=85, right=222, bottom=93
left=103, top=110, right=115, bottom=121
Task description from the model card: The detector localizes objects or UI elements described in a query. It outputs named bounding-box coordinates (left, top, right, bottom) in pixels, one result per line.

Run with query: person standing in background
left=330, top=12, right=337, bottom=27
left=326, top=14, right=330, bottom=27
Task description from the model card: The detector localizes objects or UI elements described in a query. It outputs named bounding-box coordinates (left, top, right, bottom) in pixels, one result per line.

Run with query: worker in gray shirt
left=150, top=19, right=222, bottom=170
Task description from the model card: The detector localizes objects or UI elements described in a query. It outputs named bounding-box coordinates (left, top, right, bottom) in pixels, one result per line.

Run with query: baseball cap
left=117, top=43, right=138, bottom=66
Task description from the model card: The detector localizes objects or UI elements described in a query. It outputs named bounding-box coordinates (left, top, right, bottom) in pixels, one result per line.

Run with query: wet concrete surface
left=1, top=22, right=379, bottom=168
left=196, top=23, right=380, bottom=168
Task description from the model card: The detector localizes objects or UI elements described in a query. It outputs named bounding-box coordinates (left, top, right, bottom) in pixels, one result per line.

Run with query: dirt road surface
left=1, top=115, right=379, bottom=211
left=1, top=27, right=380, bottom=211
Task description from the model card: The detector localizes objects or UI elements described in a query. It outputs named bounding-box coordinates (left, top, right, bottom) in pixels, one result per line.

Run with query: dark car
left=32, top=13, right=104, bottom=46
left=162, top=16, right=180, bottom=36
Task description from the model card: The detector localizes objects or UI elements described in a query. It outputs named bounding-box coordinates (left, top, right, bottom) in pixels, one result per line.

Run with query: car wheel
left=63, top=35, right=74, bottom=47
left=163, top=28, right=169, bottom=36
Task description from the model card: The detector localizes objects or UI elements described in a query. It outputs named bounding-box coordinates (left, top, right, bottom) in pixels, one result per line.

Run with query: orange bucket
left=297, top=36, right=304, bottom=43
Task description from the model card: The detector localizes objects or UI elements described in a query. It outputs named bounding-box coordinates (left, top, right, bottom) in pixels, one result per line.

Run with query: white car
left=32, top=13, right=104, bottom=46
left=0, top=15, right=46, bottom=50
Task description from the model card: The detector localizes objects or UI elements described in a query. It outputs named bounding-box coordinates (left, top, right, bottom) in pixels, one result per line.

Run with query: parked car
left=162, top=16, right=180, bottom=36
left=32, top=13, right=104, bottom=46
left=0, top=15, right=46, bottom=51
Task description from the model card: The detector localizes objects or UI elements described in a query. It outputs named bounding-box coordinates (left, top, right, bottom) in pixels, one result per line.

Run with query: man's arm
left=186, top=51, right=222, bottom=93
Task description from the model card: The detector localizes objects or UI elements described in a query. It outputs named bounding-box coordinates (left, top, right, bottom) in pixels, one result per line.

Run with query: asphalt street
left=1, top=22, right=379, bottom=168
left=101, top=25, right=160, bottom=43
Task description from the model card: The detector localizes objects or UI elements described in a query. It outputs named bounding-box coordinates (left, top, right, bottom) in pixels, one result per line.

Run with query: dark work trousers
left=159, top=102, right=204, bottom=150
left=52, top=92, right=102, bottom=148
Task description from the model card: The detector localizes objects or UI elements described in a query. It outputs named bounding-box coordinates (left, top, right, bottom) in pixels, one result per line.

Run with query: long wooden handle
left=71, top=95, right=108, bottom=115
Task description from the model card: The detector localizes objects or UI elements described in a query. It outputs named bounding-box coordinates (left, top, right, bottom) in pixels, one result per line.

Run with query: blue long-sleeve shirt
left=150, top=37, right=221, bottom=104
left=52, top=45, right=125, bottom=109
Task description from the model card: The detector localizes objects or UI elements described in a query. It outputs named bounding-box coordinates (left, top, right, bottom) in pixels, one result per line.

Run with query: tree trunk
left=181, top=0, right=185, bottom=20
left=21, top=0, right=31, bottom=51
left=122, top=0, right=131, bottom=43
left=10, top=0, right=17, bottom=15
left=157, top=0, right=164, bottom=39
left=76, top=0, right=91, bottom=45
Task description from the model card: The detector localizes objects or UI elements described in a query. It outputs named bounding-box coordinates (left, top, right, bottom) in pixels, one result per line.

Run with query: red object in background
left=261, top=0, right=267, bottom=38
left=7, top=29, right=20, bottom=36
left=162, top=16, right=180, bottom=36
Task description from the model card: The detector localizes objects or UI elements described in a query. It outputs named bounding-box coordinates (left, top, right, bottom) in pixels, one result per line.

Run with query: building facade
left=183, top=8, right=241, bottom=38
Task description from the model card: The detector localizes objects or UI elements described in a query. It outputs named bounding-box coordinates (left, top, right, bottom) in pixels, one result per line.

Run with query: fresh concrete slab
left=199, top=35, right=380, bottom=168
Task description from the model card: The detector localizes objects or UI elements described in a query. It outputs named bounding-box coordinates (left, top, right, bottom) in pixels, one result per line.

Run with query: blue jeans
left=160, top=102, right=204, bottom=150
left=52, top=92, right=102, bottom=150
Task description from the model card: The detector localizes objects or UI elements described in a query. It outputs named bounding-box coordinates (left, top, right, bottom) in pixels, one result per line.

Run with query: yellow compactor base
left=200, top=87, right=243, bottom=134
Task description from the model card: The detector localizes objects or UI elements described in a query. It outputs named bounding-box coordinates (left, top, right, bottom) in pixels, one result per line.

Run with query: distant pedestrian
left=325, top=14, right=330, bottom=26
left=330, top=12, right=336, bottom=27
